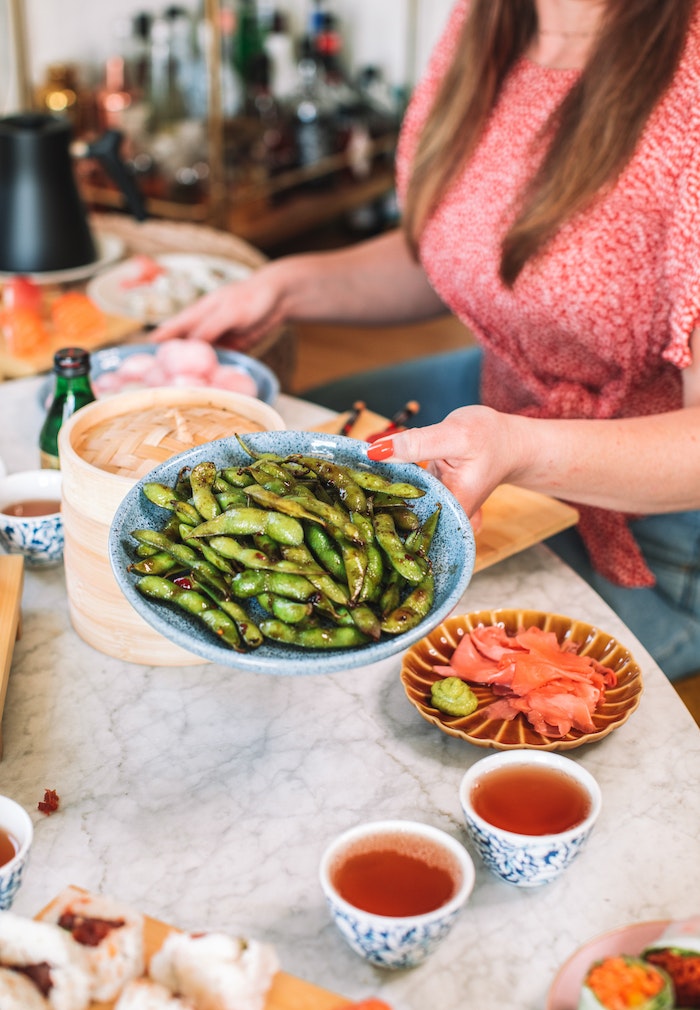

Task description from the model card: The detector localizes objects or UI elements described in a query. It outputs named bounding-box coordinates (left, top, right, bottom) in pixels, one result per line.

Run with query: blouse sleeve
left=663, top=118, right=700, bottom=369
left=395, top=0, right=470, bottom=204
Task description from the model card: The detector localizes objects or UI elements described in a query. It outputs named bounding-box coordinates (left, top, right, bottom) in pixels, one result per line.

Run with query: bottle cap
left=53, top=347, right=91, bottom=375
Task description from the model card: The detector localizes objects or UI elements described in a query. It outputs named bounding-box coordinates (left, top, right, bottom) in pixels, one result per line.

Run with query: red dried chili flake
left=173, top=576, right=193, bottom=590
left=38, top=788, right=60, bottom=815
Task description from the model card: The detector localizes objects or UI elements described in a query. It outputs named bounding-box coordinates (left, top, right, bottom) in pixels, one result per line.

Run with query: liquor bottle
left=39, top=348, right=96, bottom=469
left=232, top=0, right=267, bottom=105
left=263, top=10, right=297, bottom=101
left=290, top=35, right=335, bottom=172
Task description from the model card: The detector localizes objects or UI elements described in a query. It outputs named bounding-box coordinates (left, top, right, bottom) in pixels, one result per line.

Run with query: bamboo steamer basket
left=57, top=386, right=286, bottom=665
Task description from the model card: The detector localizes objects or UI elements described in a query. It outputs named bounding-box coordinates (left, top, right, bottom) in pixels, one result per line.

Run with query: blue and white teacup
left=0, top=470, right=63, bottom=567
left=319, top=819, right=475, bottom=969
left=459, top=750, right=601, bottom=888
left=0, top=795, right=33, bottom=910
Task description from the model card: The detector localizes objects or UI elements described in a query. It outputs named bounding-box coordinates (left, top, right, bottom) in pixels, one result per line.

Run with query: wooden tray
left=314, top=410, right=579, bottom=573
left=0, top=556, right=23, bottom=760
left=40, top=888, right=347, bottom=1010
left=0, top=305, right=142, bottom=380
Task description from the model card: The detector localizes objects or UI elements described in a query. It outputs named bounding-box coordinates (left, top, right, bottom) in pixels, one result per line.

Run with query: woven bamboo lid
left=58, top=386, right=286, bottom=520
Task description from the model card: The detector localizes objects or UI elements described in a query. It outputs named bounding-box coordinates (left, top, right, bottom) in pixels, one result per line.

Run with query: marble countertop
left=1, top=375, right=699, bottom=1010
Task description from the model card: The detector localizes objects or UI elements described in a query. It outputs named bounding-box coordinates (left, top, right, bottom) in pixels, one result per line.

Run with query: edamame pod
left=373, top=513, right=425, bottom=584
left=136, top=576, right=242, bottom=649
left=381, top=572, right=435, bottom=634
left=184, top=507, right=305, bottom=546
left=260, top=619, right=370, bottom=649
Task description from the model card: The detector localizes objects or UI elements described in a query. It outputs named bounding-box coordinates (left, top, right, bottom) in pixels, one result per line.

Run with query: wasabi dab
left=430, top=677, right=478, bottom=717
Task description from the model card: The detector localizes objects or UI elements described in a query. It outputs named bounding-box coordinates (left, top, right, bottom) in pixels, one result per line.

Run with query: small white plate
left=0, top=233, right=125, bottom=285
left=87, top=253, right=252, bottom=325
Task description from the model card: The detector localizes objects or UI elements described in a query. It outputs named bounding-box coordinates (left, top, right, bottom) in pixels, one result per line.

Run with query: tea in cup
left=459, top=750, right=601, bottom=887
left=0, top=795, right=33, bottom=909
left=0, top=469, right=63, bottom=567
left=319, top=819, right=475, bottom=969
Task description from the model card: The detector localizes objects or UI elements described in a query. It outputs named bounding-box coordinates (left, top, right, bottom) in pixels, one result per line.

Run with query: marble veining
left=0, top=377, right=698, bottom=1010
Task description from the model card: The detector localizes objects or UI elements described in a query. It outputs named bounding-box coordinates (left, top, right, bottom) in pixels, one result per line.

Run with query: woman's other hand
left=150, top=261, right=287, bottom=352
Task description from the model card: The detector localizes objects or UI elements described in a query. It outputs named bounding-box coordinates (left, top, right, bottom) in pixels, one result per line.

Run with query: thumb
left=366, top=424, right=445, bottom=465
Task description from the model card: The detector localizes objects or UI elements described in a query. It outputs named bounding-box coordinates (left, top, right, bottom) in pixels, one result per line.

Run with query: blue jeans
left=302, top=346, right=484, bottom=426
left=304, top=345, right=700, bottom=681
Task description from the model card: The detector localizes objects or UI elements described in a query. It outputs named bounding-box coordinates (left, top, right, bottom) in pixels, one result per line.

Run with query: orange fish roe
left=586, top=956, right=667, bottom=1009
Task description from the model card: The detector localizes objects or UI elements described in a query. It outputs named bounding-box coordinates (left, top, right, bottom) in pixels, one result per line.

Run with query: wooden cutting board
left=0, top=310, right=142, bottom=380
left=314, top=409, right=579, bottom=573
left=0, top=556, right=24, bottom=760
left=39, top=888, right=348, bottom=1010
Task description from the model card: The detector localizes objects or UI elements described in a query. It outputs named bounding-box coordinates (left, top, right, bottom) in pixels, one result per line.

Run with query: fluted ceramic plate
left=546, top=920, right=672, bottom=1010
left=109, top=431, right=475, bottom=674
left=400, top=609, right=643, bottom=750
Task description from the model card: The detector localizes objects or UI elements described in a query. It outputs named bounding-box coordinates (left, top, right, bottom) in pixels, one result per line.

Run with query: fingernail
left=367, top=438, right=394, bottom=461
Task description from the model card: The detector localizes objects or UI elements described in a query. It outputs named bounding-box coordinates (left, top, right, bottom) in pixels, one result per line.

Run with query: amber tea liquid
left=1, top=499, right=61, bottom=517
left=470, top=764, right=592, bottom=835
left=0, top=828, right=19, bottom=867
left=330, top=831, right=461, bottom=916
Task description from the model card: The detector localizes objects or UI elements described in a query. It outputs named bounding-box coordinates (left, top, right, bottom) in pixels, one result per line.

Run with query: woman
left=154, top=0, right=700, bottom=681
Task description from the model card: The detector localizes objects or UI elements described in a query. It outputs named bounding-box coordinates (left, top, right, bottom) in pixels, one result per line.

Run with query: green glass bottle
left=39, top=347, right=96, bottom=469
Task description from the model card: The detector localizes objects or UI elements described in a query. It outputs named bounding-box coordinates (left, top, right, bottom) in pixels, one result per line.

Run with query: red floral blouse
left=396, top=0, right=700, bottom=587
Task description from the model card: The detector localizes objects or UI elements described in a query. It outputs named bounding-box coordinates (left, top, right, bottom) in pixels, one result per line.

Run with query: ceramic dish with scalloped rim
left=400, top=609, right=643, bottom=751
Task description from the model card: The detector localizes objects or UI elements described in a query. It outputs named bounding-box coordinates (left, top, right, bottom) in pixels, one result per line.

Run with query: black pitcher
left=0, top=113, right=146, bottom=274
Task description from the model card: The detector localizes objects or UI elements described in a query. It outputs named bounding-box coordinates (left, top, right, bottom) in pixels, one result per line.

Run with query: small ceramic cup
left=0, top=795, right=33, bottom=910
left=319, top=819, right=475, bottom=969
left=0, top=470, right=64, bottom=567
left=459, top=750, right=601, bottom=888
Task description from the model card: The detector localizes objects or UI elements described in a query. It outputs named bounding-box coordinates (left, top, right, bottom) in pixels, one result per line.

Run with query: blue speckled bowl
left=108, top=431, right=475, bottom=674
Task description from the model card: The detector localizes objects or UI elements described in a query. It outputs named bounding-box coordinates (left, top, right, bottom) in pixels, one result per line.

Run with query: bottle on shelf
left=263, top=10, right=297, bottom=101
left=35, top=63, right=93, bottom=135
left=232, top=0, right=268, bottom=109
left=130, top=12, right=154, bottom=97
left=147, top=11, right=190, bottom=132
left=39, top=348, right=96, bottom=470
left=95, top=56, right=134, bottom=133
left=289, top=34, right=335, bottom=174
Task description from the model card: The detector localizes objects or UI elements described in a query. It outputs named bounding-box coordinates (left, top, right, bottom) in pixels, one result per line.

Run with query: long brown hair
left=403, top=0, right=695, bottom=286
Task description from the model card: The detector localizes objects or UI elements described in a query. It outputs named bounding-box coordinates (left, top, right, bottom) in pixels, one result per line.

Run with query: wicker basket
left=57, top=387, right=285, bottom=665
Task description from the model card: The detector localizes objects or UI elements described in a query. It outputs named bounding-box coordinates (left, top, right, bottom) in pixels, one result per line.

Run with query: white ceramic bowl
left=459, top=751, right=602, bottom=887
left=0, top=795, right=33, bottom=910
left=319, top=819, right=475, bottom=969
left=0, top=470, right=64, bottom=567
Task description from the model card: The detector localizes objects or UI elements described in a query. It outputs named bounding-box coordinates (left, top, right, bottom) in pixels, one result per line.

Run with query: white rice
left=149, top=932, right=280, bottom=1010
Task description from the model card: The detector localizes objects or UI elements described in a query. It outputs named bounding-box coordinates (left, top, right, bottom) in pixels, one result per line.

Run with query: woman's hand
left=367, top=405, right=526, bottom=520
left=368, top=397, right=700, bottom=517
left=150, top=261, right=287, bottom=352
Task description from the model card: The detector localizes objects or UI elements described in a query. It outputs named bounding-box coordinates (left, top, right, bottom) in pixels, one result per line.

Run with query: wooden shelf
left=80, top=134, right=397, bottom=251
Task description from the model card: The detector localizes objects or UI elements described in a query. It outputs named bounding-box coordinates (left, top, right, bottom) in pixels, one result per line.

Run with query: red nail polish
left=367, top=439, right=394, bottom=461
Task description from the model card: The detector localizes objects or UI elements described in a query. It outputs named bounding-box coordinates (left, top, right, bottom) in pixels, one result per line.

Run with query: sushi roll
left=578, top=955, right=674, bottom=1010
left=644, top=916, right=700, bottom=1008
left=149, top=930, right=279, bottom=1010
left=114, top=977, right=196, bottom=1009
left=0, top=911, right=91, bottom=1010
left=38, top=885, right=145, bottom=1002
left=0, top=966, right=53, bottom=1009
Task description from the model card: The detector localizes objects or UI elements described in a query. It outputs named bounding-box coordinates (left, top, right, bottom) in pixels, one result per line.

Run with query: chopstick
left=339, top=400, right=366, bottom=436
left=367, top=400, right=420, bottom=442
